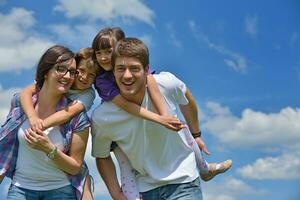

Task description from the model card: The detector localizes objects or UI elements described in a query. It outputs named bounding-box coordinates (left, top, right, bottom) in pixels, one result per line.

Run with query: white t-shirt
left=12, top=120, right=70, bottom=190
left=91, top=72, right=199, bottom=192
left=67, top=87, right=95, bottom=111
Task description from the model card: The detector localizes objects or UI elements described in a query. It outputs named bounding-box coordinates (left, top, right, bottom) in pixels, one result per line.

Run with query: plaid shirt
left=0, top=93, right=90, bottom=200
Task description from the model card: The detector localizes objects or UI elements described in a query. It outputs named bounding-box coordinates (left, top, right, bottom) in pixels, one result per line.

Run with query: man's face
left=114, top=56, right=148, bottom=100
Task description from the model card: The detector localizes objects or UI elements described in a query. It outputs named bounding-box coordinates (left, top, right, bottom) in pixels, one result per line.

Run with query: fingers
left=24, top=129, right=37, bottom=146
left=202, top=146, right=211, bottom=155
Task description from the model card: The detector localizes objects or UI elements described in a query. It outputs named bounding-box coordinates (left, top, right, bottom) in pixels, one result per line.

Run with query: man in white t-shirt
left=92, top=38, right=203, bottom=199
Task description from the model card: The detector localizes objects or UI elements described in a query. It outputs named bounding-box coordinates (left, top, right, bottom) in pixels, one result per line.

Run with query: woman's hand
left=24, top=128, right=55, bottom=154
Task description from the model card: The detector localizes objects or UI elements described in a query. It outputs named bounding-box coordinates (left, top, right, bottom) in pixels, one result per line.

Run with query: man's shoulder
left=153, top=72, right=185, bottom=93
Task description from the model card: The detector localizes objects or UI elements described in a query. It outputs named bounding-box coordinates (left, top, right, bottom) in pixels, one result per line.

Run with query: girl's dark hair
left=75, top=47, right=100, bottom=76
left=92, top=27, right=125, bottom=51
left=35, top=45, right=74, bottom=91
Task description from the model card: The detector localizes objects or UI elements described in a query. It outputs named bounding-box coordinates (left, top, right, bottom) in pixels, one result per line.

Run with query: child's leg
left=182, top=127, right=209, bottom=174
left=113, top=146, right=140, bottom=200
left=182, top=127, right=233, bottom=181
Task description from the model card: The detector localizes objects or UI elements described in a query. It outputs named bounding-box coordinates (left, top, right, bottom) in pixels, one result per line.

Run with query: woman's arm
left=147, top=74, right=168, bottom=116
left=20, top=84, right=43, bottom=131
left=24, top=127, right=90, bottom=175
left=112, top=94, right=183, bottom=131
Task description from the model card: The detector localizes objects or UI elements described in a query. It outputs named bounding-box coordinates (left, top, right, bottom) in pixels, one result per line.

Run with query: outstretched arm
left=180, top=88, right=210, bottom=155
left=42, top=102, right=85, bottom=129
left=21, top=84, right=87, bottom=130
left=112, top=94, right=184, bottom=131
left=96, top=157, right=127, bottom=200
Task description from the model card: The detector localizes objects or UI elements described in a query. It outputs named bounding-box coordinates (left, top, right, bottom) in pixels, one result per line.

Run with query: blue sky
left=0, top=0, right=300, bottom=199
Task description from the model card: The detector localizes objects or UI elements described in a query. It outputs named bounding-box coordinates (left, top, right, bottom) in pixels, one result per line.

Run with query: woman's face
left=45, top=58, right=77, bottom=94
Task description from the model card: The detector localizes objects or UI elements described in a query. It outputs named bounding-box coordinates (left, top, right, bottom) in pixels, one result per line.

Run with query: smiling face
left=73, top=59, right=97, bottom=90
left=45, top=58, right=76, bottom=95
left=114, top=56, right=148, bottom=103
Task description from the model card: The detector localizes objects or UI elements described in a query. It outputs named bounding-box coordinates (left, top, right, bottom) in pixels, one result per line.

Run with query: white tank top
left=12, top=120, right=70, bottom=190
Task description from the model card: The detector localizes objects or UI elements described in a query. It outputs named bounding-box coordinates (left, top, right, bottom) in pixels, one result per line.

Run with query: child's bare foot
left=200, top=159, right=233, bottom=182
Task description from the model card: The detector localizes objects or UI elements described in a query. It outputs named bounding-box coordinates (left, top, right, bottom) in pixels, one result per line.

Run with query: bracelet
left=192, top=131, right=201, bottom=138
left=47, top=146, right=58, bottom=159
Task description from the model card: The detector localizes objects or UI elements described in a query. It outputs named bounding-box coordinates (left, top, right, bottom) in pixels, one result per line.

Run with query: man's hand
left=194, top=137, right=211, bottom=155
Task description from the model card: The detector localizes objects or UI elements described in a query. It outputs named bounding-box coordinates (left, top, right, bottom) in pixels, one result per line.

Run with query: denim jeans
left=141, top=177, right=202, bottom=200
left=7, top=184, right=77, bottom=200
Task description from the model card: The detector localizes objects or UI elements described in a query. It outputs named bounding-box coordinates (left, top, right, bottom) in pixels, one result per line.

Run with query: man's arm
left=179, top=88, right=210, bottom=155
left=96, top=157, right=127, bottom=200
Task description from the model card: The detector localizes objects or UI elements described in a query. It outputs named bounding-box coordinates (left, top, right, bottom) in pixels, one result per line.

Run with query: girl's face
left=73, top=59, right=97, bottom=90
left=95, top=47, right=113, bottom=71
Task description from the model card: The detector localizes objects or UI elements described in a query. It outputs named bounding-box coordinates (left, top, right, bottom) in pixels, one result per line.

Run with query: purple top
left=95, top=71, right=119, bottom=102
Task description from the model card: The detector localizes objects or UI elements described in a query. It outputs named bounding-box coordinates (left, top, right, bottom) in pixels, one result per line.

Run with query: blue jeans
left=7, top=184, right=77, bottom=200
left=141, top=177, right=202, bottom=200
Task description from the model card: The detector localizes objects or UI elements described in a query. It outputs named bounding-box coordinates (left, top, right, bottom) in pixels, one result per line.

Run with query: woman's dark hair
left=35, top=45, right=74, bottom=91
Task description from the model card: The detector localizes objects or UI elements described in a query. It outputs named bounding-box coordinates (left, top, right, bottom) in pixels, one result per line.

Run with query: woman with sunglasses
left=0, top=45, right=90, bottom=200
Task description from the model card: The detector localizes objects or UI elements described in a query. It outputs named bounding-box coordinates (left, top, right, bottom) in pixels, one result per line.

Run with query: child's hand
left=159, top=115, right=186, bottom=131
left=28, top=115, right=44, bottom=132
left=195, top=137, right=211, bottom=155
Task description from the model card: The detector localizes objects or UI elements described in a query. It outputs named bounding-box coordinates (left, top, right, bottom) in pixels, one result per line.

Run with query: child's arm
left=112, top=94, right=184, bottom=131
left=42, top=102, right=85, bottom=129
left=147, top=74, right=168, bottom=116
left=21, top=85, right=87, bottom=130
left=20, top=84, right=43, bottom=131
left=179, top=88, right=210, bottom=155
left=43, top=88, right=95, bottom=129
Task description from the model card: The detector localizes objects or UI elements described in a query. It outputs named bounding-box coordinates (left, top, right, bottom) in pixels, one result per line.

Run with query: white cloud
left=203, top=101, right=300, bottom=148
left=49, top=24, right=98, bottom=48
left=139, top=34, right=153, bottom=49
left=188, top=20, right=248, bottom=73
left=245, top=14, right=258, bottom=38
left=0, top=8, right=53, bottom=72
left=54, top=0, right=155, bottom=26
left=0, top=86, right=21, bottom=124
left=203, top=176, right=265, bottom=200
left=166, top=23, right=182, bottom=48
left=237, top=152, right=300, bottom=180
